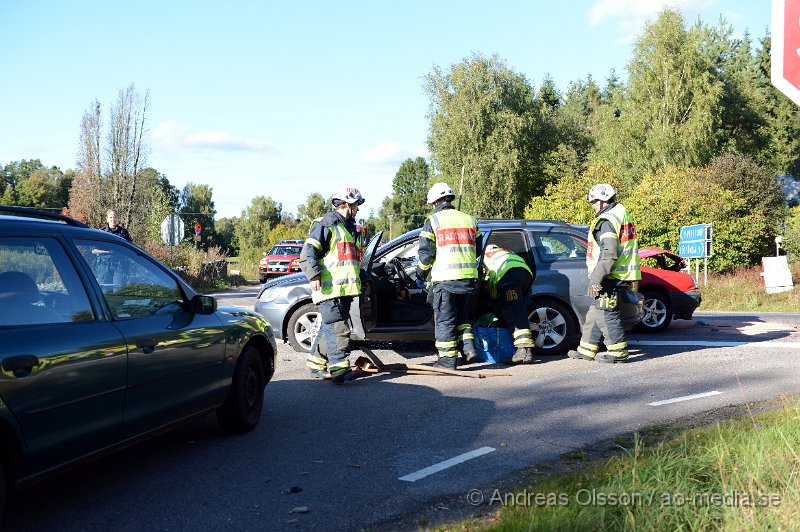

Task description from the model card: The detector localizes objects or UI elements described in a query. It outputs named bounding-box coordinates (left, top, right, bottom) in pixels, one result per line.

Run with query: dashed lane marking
left=630, top=340, right=800, bottom=348
left=648, top=390, right=723, bottom=406
left=399, top=446, right=496, bottom=482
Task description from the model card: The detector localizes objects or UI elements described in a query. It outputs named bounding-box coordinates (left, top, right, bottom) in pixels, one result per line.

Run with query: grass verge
left=700, top=265, right=800, bottom=312
left=435, top=398, right=799, bottom=531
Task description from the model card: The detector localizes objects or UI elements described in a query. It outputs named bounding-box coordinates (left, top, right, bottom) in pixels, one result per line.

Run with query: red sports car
left=638, top=246, right=702, bottom=332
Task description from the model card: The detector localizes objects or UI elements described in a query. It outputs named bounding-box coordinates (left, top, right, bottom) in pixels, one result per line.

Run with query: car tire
left=287, top=302, right=320, bottom=353
left=528, top=299, right=577, bottom=356
left=216, top=345, right=265, bottom=433
left=259, top=275, right=267, bottom=284
left=638, top=289, right=673, bottom=333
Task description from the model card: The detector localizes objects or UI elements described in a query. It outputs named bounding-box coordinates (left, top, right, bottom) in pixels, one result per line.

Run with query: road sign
left=678, top=241, right=705, bottom=259
left=771, top=0, right=800, bottom=106
left=160, top=214, right=185, bottom=245
left=679, top=224, right=706, bottom=242
left=195, top=223, right=202, bottom=235
left=678, top=223, right=712, bottom=259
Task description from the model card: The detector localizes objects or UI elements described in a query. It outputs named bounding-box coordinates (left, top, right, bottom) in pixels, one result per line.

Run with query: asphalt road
left=5, top=287, right=800, bottom=531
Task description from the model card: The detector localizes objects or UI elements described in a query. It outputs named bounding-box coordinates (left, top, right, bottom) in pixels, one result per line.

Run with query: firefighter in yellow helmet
left=568, top=184, right=641, bottom=363
left=483, top=244, right=536, bottom=364
left=416, top=182, right=482, bottom=369
left=299, top=186, right=365, bottom=383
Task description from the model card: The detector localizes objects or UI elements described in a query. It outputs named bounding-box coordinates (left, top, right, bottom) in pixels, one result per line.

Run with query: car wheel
left=638, top=289, right=673, bottom=333
left=259, top=275, right=267, bottom=284
left=216, top=345, right=265, bottom=433
left=287, top=302, right=320, bottom=353
left=528, top=299, right=577, bottom=356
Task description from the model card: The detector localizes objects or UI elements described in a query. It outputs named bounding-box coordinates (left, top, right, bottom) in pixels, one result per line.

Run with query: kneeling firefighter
left=483, top=244, right=536, bottom=364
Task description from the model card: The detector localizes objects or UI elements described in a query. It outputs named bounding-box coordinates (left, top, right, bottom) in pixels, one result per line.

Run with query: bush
left=144, top=242, right=232, bottom=291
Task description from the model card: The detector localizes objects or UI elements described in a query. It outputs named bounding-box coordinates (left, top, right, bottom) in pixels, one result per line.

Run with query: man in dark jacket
left=102, top=209, right=132, bottom=242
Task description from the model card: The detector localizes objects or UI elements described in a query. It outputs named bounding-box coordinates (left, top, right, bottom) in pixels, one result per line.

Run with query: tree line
left=3, top=9, right=800, bottom=275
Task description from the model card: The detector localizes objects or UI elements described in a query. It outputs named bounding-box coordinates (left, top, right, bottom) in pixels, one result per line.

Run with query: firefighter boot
left=462, top=343, right=479, bottom=365
left=432, top=356, right=458, bottom=370
left=512, top=347, right=533, bottom=364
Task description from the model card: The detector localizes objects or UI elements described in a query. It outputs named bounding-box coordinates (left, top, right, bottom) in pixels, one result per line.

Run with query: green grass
left=448, top=400, right=800, bottom=531
left=695, top=264, right=800, bottom=313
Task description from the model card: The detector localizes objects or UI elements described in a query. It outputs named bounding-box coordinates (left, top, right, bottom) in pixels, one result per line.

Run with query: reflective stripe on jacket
left=426, top=209, right=478, bottom=282
left=484, top=246, right=532, bottom=299
left=586, top=203, right=641, bottom=281
left=311, top=221, right=362, bottom=303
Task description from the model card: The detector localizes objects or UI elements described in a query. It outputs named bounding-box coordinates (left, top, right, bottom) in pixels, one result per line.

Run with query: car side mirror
left=192, top=294, right=217, bottom=314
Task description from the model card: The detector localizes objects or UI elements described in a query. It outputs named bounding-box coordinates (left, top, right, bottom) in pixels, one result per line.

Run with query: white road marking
left=648, top=391, right=723, bottom=406
left=399, top=446, right=496, bottom=482
left=630, top=340, right=800, bottom=348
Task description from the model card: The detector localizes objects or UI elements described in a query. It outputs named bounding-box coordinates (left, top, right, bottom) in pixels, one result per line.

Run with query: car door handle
left=135, top=338, right=157, bottom=354
left=2, top=355, right=40, bottom=377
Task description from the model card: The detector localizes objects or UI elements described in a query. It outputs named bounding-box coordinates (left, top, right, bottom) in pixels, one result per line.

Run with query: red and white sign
left=772, top=0, right=800, bottom=106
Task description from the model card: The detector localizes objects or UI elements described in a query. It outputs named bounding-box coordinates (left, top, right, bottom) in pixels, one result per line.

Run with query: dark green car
left=0, top=208, right=277, bottom=518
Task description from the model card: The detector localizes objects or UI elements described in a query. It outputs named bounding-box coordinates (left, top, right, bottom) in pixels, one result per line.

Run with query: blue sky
left=0, top=0, right=771, bottom=219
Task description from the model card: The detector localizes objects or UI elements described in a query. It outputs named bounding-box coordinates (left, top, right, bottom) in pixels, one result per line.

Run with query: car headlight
left=258, top=286, right=282, bottom=304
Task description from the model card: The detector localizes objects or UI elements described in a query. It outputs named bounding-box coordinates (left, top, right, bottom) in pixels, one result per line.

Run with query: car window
left=76, top=239, right=183, bottom=319
left=0, top=237, right=95, bottom=326
left=534, top=233, right=587, bottom=262
left=269, top=246, right=302, bottom=255
left=486, top=230, right=531, bottom=265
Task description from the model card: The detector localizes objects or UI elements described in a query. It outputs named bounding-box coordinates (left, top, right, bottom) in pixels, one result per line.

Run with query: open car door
left=352, top=230, right=383, bottom=340
left=471, top=228, right=492, bottom=318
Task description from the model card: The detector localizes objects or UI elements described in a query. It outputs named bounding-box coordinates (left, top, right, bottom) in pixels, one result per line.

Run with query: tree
left=106, top=84, right=150, bottom=228
left=234, top=195, right=283, bottom=267
left=2, top=159, right=46, bottom=204
left=214, top=217, right=239, bottom=255
left=755, top=36, right=800, bottom=177
left=591, top=10, right=724, bottom=182
left=524, top=161, right=627, bottom=226
left=424, top=54, right=545, bottom=218
left=297, top=192, right=328, bottom=223
left=71, top=99, right=102, bottom=226
left=69, top=85, right=159, bottom=239
left=180, top=183, right=216, bottom=248
left=388, top=157, right=430, bottom=235
left=16, top=167, right=66, bottom=209
left=704, top=153, right=785, bottom=261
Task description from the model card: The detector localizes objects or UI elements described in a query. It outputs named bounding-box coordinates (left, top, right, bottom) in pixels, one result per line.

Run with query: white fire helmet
left=331, top=187, right=365, bottom=206
left=426, top=182, right=456, bottom=204
left=587, top=183, right=616, bottom=203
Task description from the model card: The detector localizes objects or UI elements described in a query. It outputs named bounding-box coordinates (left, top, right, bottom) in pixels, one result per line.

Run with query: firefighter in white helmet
left=567, top=183, right=641, bottom=363
left=416, top=182, right=482, bottom=369
left=299, top=186, right=366, bottom=383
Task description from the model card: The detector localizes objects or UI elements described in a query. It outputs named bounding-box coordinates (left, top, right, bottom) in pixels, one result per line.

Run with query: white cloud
left=587, top=0, right=714, bottom=43
left=151, top=120, right=278, bottom=153
left=361, top=141, right=409, bottom=165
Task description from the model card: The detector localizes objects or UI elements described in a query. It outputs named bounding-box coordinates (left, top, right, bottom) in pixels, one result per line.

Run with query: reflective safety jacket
left=586, top=203, right=641, bottom=282
left=483, top=245, right=532, bottom=299
left=302, top=212, right=363, bottom=303
left=418, top=207, right=479, bottom=282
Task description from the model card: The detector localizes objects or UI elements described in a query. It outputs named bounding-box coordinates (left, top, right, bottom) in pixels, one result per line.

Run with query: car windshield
left=269, top=246, right=302, bottom=255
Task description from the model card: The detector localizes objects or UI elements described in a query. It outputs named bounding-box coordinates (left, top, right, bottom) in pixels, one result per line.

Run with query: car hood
left=257, top=272, right=307, bottom=297
left=639, top=245, right=686, bottom=264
